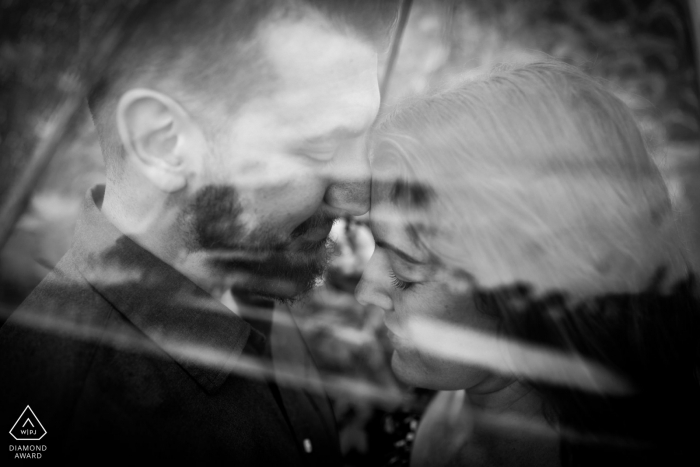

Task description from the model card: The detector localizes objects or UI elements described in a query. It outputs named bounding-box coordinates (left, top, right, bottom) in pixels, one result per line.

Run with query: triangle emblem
left=9, top=406, right=47, bottom=441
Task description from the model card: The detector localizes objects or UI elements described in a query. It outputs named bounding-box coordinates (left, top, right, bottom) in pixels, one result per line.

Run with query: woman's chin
left=390, top=348, right=491, bottom=391
left=391, top=351, right=423, bottom=386
left=391, top=349, right=449, bottom=390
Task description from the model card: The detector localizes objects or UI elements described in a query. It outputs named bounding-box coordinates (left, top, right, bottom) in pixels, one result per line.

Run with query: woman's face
left=355, top=175, right=508, bottom=391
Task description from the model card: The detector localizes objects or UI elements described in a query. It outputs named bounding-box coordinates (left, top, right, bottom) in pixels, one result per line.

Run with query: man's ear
left=116, top=89, right=206, bottom=193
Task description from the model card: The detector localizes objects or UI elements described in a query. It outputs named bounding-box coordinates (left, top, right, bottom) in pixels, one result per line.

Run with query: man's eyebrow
left=302, top=125, right=365, bottom=145
left=374, top=240, right=424, bottom=265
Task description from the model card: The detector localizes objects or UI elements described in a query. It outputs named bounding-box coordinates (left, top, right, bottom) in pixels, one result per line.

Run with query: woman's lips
left=383, top=313, right=406, bottom=339
left=386, top=327, right=413, bottom=353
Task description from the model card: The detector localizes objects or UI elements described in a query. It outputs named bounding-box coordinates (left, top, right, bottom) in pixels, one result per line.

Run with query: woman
left=356, top=62, right=700, bottom=466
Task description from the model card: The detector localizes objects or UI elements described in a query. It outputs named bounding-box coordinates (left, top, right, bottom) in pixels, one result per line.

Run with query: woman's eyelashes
left=388, top=269, right=414, bottom=290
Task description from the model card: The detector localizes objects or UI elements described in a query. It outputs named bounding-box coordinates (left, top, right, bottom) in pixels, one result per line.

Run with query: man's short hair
left=82, top=0, right=399, bottom=179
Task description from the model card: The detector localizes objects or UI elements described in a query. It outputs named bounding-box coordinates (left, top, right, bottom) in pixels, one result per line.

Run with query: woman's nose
left=355, top=257, right=393, bottom=311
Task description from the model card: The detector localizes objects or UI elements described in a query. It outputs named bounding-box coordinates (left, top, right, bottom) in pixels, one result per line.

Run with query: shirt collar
left=72, top=185, right=270, bottom=393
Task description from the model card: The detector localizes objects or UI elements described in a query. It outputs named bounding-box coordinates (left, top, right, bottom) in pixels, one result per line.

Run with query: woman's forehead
left=368, top=201, right=412, bottom=242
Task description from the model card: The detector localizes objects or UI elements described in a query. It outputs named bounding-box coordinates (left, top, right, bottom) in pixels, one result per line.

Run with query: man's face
left=183, top=17, right=380, bottom=301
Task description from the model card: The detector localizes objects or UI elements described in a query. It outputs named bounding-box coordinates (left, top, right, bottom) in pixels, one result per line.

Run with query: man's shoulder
left=5, top=245, right=112, bottom=328
left=0, top=243, right=119, bottom=386
left=0, top=244, right=125, bottom=430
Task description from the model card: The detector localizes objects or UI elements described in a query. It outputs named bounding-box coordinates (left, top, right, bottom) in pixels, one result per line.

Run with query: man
left=0, top=0, right=398, bottom=464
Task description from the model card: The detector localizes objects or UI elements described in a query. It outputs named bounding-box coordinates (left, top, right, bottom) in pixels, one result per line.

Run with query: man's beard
left=179, top=184, right=337, bottom=302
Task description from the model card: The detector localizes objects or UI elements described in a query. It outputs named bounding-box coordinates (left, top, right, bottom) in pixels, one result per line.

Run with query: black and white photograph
left=1, top=1, right=699, bottom=465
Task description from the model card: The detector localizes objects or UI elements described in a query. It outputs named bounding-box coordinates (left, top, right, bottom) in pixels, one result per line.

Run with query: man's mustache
left=203, top=210, right=337, bottom=262
left=291, top=211, right=337, bottom=239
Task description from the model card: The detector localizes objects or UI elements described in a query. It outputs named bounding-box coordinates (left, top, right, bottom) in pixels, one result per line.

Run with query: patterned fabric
left=359, top=388, right=433, bottom=466
left=383, top=408, right=420, bottom=466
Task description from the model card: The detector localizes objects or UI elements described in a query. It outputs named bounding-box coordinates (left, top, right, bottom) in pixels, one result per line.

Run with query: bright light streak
left=406, top=317, right=632, bottom=395
left=2, top=306, right=403, bottom=409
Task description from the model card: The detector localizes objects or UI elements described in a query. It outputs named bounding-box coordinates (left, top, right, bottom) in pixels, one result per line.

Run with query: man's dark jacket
left=0, top=186, right=341, bottom=465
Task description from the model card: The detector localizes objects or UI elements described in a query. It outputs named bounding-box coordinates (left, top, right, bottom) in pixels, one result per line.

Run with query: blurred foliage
left=388, top=0, right=698, bottom=141
left=0, top=0, right=82, bottom=201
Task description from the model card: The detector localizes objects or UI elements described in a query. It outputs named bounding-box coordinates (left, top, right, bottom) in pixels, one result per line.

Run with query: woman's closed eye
left=388, top=269, right=415, bottom=290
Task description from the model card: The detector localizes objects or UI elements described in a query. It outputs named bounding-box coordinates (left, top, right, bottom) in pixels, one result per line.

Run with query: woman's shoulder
left=411, top=391, right=473, bottom=467
left=411, top=390, right=561, bottom=467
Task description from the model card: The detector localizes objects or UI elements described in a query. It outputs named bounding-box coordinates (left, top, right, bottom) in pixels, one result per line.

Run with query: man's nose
left=323, top=142, right=371, bottom=216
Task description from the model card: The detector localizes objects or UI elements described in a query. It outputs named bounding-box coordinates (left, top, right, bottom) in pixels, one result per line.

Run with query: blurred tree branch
left=0, top=1, right=140, bottom=251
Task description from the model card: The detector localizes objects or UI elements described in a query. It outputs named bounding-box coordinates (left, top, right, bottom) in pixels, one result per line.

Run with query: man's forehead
left=261, top=15, right=377, bottom=84
left=257, top=15, right=380, bottom=132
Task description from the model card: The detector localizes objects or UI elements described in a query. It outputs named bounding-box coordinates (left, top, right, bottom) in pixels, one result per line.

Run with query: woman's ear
left=116, top=88, right=205, bottom=193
